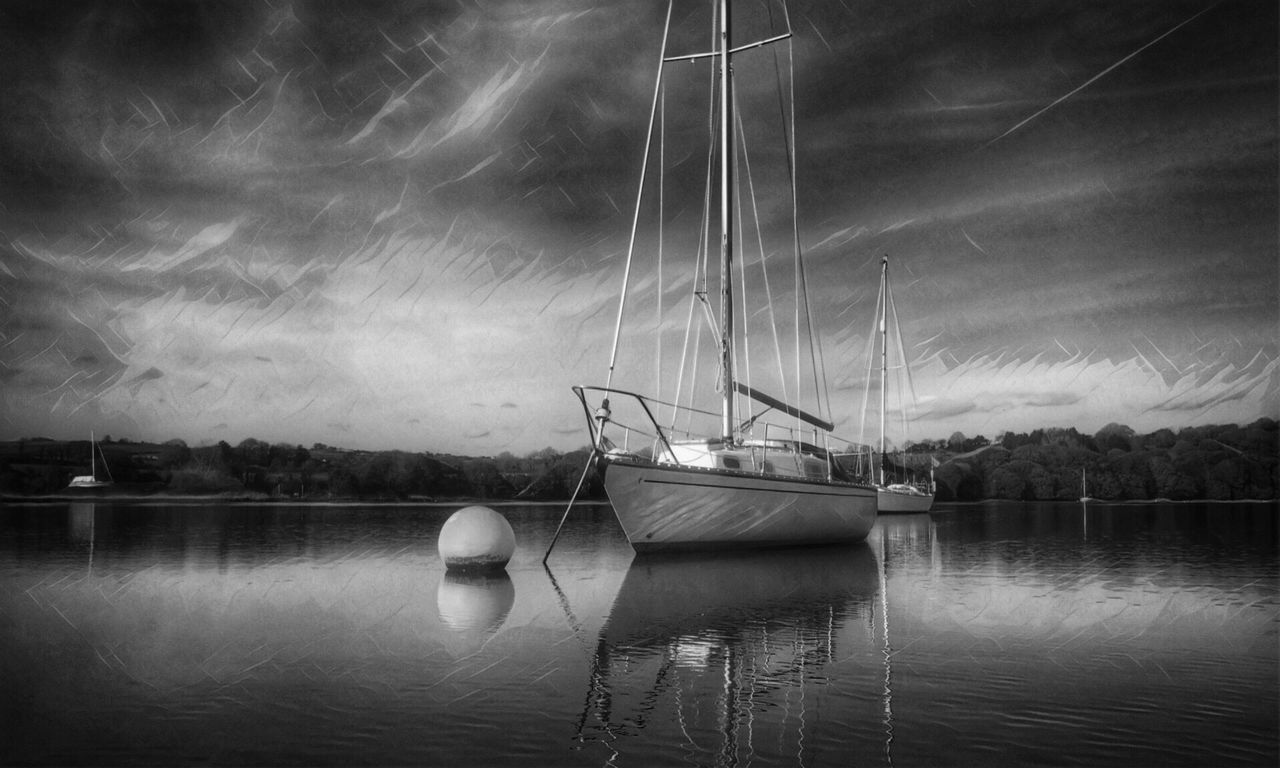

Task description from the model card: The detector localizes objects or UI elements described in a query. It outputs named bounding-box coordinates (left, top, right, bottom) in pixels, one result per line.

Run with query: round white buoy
left=438, top=505, right=516, bottom=572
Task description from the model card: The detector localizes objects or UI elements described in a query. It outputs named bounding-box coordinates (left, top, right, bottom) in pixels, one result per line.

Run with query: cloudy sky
left=1, top=0, right=1275, bottom=455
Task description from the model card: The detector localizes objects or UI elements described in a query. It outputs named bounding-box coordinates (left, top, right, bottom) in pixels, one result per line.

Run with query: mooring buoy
left=438, top=505, right=515, bottom=572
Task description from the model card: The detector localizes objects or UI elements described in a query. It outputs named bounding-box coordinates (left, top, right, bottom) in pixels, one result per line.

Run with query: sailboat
left=67, top=430, right=114, bottom=490
left=560, top=0, right=877, bottom=552
left=865, top=257, right=934, bottom=514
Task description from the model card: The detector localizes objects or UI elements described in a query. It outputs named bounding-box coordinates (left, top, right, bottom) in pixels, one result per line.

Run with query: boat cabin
left=658, top=438, right=836, bottom=481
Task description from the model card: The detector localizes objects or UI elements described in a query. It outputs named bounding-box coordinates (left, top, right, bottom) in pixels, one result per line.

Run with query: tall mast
left=879, top=256, right=888, bottom=486
left=718, top=0, right=735, bottom=443
left=90, top=429, right=97, bottom=481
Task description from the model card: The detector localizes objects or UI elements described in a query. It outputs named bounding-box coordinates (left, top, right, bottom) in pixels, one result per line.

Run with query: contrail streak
left=985, top=4, right=1218, bottom=148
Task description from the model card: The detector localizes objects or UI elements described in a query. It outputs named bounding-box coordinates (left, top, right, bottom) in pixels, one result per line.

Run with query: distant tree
left=357, top=454, right=394, bottom=497
left=962, top=434, right=990, bottom=452
left=947, top=432, right=967, bottom=451
left=1086, top=468, right=1124, bottom=500
left=1000, top=432, right=1032, bottom=451
left=1094, top=423, right=1136, bottom=453
left=1111, top=450, right=1155, bottom=498
left=494, top=451, right=521, bottom=472
left=1150, top=455, right=1200, bottom=500
left=1011, top=443, right=1048, bottom=465
left=462, top=459, right=516, bottom=498
left=328, top=467, right=359, bottom=497
left=159, top=438, right=192, bottom=468
left=987, top=462, right=1033, bottom=500
left=1026, top=463, right=1057, bottom=499
left=264, top=443, right=285, bottom=468
left=1143, top=428, right=1177, bottom=451
left=237, top=438, right=270, bottom=466
left=1205, top=458, right=1244, bottom=500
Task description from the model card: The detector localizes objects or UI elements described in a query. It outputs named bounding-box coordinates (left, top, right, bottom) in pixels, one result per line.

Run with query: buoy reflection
left=436, top=570, right=515, bottom=634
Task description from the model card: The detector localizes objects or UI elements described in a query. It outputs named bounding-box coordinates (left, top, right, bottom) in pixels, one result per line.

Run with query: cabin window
left=722, top=457, right=741, bottom=470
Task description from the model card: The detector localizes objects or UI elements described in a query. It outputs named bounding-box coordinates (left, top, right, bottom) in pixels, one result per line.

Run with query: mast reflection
left=874, top=513, right=936, bottom=766
left=577, top=545, right=882, bottom=764
left=68, top=501, right=96, bottom=575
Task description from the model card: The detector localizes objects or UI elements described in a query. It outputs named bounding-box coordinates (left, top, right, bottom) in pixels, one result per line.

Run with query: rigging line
left=675, top=41, right=723, bottom=436
left=735, top=80, right=790, bottom=410
left=691, top=97, right=715, bottom=336
left=734, top=100, right=752, bottom=433
left=629, top=390, right=720, bottom=419
left=984, top=3, right=1219, bottom=148
left=767, top=0, right=788, bottom=38
left=760, top=2, right=796, bottom=419
left=776, top=0, right=813, bottom=452
left=699, top=293, right=721, bottom=345
left=885, top=274, right=914, bottom=447
left=857, top=280, right=885, bottom=451
left=678, top=201, right=713, bottom=429
left=782, top=45, right=803, bottom=439
left=670, top=278, right=700, bottom=435
left=686, top=294, right=706, bottom=437
left=605, top=0, right=673, bottom=391
left=774, top=35, right=829, bottom=429
left=732, top=119, right=747, bottom=432
left=793, top=39, right=831, bottom=427
left=656, top=78, right=665, bottom=408
left=886, top=276, right=919, bottom=427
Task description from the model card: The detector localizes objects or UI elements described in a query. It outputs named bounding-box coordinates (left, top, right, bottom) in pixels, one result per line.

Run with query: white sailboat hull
left=877, top=485, right=934, bottom=514
left=601, top=456, right=877, bottom=552
left=67, top=476, right=112, bottom=489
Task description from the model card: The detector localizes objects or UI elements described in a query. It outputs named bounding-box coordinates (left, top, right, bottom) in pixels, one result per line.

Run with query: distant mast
left=878, top=256, right=888, bottom=486
left=718, top=0, right=735, bottom=443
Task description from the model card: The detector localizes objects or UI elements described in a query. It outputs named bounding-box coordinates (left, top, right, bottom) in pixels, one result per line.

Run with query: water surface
left=1, top=500, right=1275, bottom=766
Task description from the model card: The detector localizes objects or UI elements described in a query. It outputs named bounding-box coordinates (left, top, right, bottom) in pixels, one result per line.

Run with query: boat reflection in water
left=575, top=544, right=887, bottom=765
left=68, top=501, right=97, bottom=549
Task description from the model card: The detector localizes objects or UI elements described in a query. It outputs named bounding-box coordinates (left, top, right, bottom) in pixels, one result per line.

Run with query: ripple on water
left=2, top=501, right=1275, bottom=766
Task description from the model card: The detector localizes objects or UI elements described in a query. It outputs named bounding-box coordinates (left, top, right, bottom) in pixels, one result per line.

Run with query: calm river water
left=1, top=500, right=1275, bottom=766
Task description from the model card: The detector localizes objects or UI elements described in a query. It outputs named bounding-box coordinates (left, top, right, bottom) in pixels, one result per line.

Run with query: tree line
left=924, top=419, right=1277, bottom=502
left=0, top=437, right=603, bottom=501
left=0, top=418, right=1274, bottom=501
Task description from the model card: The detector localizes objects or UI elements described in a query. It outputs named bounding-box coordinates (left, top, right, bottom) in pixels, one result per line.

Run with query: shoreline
left=2, top=495, right=1274, bottom=507
left=0, top=493, right=610, bottom=507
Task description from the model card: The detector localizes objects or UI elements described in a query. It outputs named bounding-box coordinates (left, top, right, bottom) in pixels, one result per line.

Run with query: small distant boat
left=1079, top=467, right=1092, bottom=503
left=879, top=481, right=935, bottom=513
left=867, top=257, right=935, bottom=514
left=562, top=0, right=877, bottom=552
left=67, top=431, right=114, bottom=490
